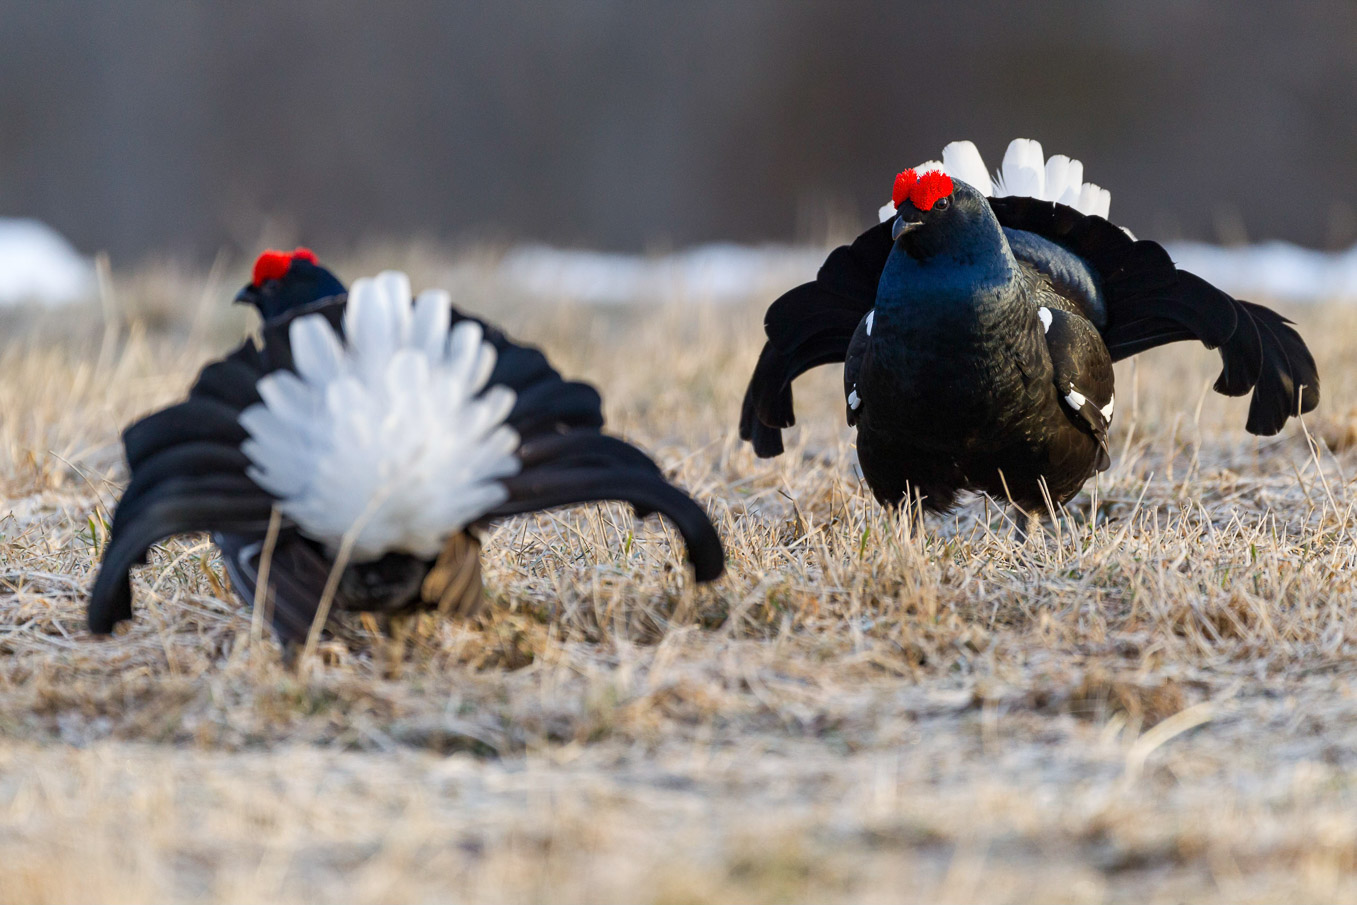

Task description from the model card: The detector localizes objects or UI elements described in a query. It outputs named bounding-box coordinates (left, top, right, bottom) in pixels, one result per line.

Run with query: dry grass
left=4, top=251, right=1357, bottom=903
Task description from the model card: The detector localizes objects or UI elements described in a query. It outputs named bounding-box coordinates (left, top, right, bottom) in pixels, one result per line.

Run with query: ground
left=2, top=252, right=1356, bottom=903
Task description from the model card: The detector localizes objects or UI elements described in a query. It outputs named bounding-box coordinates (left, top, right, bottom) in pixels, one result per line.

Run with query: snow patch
left=499, top=243, right=823, bottom=305
left=0, top=218, right=94, bottom=307
left=503, top=239, right=1357, bottom=308
left=1165, top=241, right=1357, bottom=304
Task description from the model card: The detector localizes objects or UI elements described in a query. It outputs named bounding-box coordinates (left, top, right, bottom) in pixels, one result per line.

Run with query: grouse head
left=235, top=247, right=346, bottom=322
left=889, top=170, right=1001, bottom=258
left=877, top=169, right=1015, bottom=306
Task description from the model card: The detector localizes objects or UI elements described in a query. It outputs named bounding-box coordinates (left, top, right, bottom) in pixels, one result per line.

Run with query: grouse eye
left=932, top=196, right=951, bottom=212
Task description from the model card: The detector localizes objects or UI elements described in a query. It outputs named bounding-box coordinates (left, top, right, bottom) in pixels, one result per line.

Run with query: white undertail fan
left=240, top=272, right=520, bottom=561
left=879, top=138, right=1111, bottom=222
left=90, top=270, right=725, bottom=643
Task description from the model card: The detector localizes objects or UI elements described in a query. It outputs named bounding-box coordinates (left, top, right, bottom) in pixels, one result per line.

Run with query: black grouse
left=89, top=249, right=725, bottom=644
left=740, top=139, right=1319, bottom=512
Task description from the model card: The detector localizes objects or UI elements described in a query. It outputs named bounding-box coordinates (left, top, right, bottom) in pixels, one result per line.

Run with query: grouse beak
left=892, top=213, right=923, bottom=241
left=234, top=285, right=259, bottom=305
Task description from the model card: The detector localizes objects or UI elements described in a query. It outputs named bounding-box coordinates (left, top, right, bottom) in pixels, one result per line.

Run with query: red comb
left=251, top=247, right=319, bottom=287
left=892, top=170, right=918, bottom=208
left=892, top=168, right=954, bottom=212
left=910, top=170, right=954, bottom=211
left=251, top=250, right=292, bottom=287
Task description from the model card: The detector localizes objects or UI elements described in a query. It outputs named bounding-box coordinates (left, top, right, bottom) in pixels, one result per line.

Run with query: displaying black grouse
left=90, top=250, right=725, bottom=644
left=740, top=139, right=1319, bottom=511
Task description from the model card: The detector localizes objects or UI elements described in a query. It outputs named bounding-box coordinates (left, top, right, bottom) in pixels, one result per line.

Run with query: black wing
left=989, top=196, right=1318, bottom=435
left=1043, top=306, right=1115, bottom=472
left=1002, top=227, right=1107, bottom=327
left=739, top=221, right=892, bottom=456
left=843, top=310, right=873, bottom=427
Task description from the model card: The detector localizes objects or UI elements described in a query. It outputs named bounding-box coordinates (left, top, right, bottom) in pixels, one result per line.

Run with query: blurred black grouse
left=740, top=139, right=1319, bottom=511
left=89, top=249, right=725, bottom=643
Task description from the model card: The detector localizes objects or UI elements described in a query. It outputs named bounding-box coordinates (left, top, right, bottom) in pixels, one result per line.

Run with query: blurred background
left=2, top=0, right=1354, bottom=261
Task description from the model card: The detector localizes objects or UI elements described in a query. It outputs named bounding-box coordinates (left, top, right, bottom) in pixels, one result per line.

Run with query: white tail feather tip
left=886, top=137, right=1112, bottom=218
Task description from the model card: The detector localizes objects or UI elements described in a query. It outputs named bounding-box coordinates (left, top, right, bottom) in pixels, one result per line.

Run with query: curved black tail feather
left=89, top=475, right=276, bottom=633
left=492, top=428, right=724, bottom=581
left=494, top=467, right=725, bottom=583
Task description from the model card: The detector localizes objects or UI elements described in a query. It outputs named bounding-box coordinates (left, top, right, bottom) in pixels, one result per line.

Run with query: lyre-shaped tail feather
left=490, top=431, right=724, bottom=582
left=88, top=468, right=275, bottom=633
left=92, top=348, right=283, bottom=634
